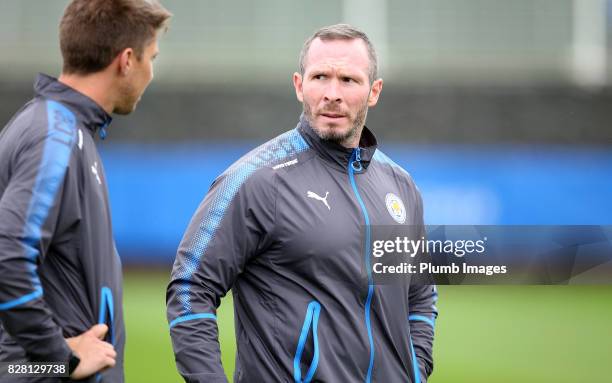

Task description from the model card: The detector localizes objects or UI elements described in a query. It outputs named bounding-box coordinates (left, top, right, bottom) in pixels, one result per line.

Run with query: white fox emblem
left=307, top=191, right=330, bottom=211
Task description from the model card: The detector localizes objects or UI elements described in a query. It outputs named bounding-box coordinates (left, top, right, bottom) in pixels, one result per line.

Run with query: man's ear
left=293, top=72, right=304, bottom=103
left=367, top=78, right=383, bottom=107
left=117, top=48, right=135, bottom=76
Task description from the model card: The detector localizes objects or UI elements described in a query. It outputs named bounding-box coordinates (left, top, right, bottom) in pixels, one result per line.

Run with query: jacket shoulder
left=230, top=129, right=309, bottom=170
left=216, top=128, right=310, bottom=186
left=2, top=99, right=40, bottom=142
left=373, top=149, right=425, bottom=223
left=3, top=98, right=78, bottom=145
left=372, top=149, right=418, bottom=187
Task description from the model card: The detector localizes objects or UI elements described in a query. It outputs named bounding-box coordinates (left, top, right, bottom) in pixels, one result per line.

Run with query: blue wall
left=100, top=143, right=612, bottom=263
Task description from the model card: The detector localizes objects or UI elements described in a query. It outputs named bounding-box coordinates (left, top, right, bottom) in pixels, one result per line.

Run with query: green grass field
left=124, top=271, right=612, bottom=382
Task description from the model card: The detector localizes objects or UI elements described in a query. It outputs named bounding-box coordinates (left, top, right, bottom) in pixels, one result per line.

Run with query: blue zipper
left=293, top=301, right=321, bottom=383
left=96, top=286, right=115, bottom=382
left=348, top=148, right=375, bottom=383
left=98, top=286, right=115, bottom=346
left=99, top=122, right=108, bottom=140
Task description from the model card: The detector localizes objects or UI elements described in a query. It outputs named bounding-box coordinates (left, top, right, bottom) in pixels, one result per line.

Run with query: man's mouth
left=320, top=113, right=346, bottom=119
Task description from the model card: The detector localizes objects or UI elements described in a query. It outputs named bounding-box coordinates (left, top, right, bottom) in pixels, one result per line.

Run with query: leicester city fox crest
left=385, top=192, right=406, bottom=224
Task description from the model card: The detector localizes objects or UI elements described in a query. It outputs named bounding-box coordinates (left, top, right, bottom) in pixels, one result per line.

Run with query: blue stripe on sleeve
left=0, top=100, right=75, bottom=309
left=174, top=129, right=309, bottom=316
left=0, top=288, right=43, bottom=311
left=169, top=313, right=217, bottom=328
left=409, top=314, right=436, bottom=328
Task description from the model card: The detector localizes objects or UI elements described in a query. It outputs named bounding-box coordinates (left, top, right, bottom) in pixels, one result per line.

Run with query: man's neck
left=58, top=72, right=114, bottom=115
left=339, top=126, right=363, bottom=149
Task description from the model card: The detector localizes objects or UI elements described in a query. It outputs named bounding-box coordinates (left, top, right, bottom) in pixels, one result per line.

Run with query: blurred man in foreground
left=167, top=24, right=437, bottom=383
left=0, top=1, right=170, bottom=381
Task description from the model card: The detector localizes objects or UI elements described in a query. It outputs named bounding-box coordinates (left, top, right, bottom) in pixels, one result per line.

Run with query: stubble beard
left=113, top=81, right=140, bottom=115
left=304, top=99, right=369, bottom=147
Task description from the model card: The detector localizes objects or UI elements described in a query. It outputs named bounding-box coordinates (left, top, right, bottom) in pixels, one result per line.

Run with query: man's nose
left=323, top=80, right=342, bottom=103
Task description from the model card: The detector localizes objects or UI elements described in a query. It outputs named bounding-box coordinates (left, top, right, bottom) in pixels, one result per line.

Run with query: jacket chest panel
left=270, top=160, right=420, bottom=282
left=73, top=134, right=116, bottom=270
left=273, top=164, right=365, bottom=283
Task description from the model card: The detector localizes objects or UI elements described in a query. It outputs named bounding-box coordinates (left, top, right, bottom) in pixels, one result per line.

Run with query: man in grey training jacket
left=0, top=1, right=170, bottom=382
left=167, top=24, right=438, bottom=383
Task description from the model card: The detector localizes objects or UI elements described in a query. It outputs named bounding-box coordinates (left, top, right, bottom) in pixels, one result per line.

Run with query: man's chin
left=315, top=118, right=350, bottom=133
left=113, top=102, right=138, bottom=115
left=314, top=125, right=353, bottom=142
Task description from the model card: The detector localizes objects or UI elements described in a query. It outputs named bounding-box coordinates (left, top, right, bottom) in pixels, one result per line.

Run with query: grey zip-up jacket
left=167, top=116, right=437, bottom=383
left=0, top=74, right=125, bottom=382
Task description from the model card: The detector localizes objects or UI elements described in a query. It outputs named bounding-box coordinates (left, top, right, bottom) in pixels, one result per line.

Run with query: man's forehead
left=304, top=37, right=370, bottom=73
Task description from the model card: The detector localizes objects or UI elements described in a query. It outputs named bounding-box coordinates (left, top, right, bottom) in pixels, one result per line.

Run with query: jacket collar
left=34, top=73, right=112, bottom=138
left=297, top=113, right=378, bottom=172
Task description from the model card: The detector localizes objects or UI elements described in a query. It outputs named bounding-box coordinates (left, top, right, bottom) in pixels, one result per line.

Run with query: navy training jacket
left=0, top=74, right=125, bottom=382
left=167, top=116, right=438, bottom=383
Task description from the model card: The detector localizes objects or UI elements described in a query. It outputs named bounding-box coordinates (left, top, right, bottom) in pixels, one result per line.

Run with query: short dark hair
left=59, top=0, right=171, bottom=75
left=299, top=24, right=378, bottom=83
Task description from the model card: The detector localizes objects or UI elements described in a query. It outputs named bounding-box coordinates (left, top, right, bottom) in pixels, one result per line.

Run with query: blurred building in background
left=1, top=0, right=611, bottom=264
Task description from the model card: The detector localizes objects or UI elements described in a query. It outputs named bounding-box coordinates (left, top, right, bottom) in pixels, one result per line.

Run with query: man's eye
left=342, top=77, right=354, bottom=83
left=313, top=74, right=326, bottom=80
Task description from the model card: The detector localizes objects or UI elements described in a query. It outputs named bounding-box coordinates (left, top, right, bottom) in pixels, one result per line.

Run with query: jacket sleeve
left=408, top=284, right=438, bottom=382
left=166, top=167, right=277, bottom=383
left=408, top=187, right=438, bottom=382
left=0, top=109, right=75, bottom=363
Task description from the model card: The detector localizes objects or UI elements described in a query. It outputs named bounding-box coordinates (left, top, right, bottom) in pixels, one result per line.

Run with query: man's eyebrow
left=337, top=69, right=366, bottom=78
